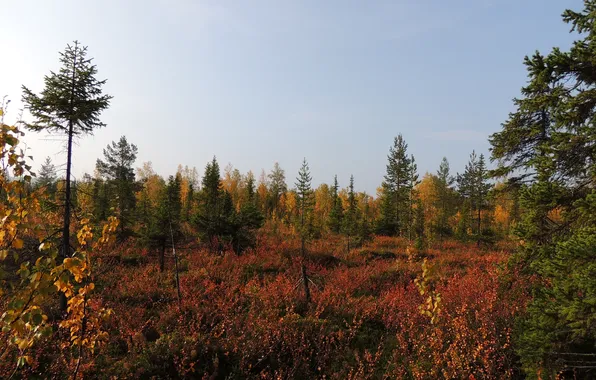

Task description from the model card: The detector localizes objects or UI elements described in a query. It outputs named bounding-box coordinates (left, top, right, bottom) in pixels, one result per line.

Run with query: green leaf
left=32, top=313, right=43, bottom=326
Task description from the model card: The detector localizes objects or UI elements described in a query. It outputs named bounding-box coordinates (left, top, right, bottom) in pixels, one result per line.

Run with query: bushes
left=2, top=235, right=528, bottom=378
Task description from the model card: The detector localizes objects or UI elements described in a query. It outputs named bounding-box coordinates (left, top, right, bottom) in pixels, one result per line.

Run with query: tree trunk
left=160, top=242, right=165, bottom=272
left=60, top=120, right=74, bottom=312
left=60, top=45, right=78, bottom=313
left=477, top=204, right=481, bottom=247
left=301, top=236, right=311, bottom=304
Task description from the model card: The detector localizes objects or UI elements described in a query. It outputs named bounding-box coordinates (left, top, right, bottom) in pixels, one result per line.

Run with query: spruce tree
left=359, top=192, right=373, bottom=244
left=295, top=158, right=313, bottom=303
left=195, top=157, right=223, bottom=252
left=21, top=41, right=112, bottom=312
left=343, top=175, right=360, bottom=253
left=231, top=174, right=264, bottom=255
left=154, top=175, right=182, bottom=271
left=457, top=151, right=490, bottom=244
left=490, top=1, right=596, bottom=375
left=96, top=136, right=139, bottom=239
left=436, top=157, right=455, bottom=241
left=36, top=156, right=57, bottom=194
left=268, top=162, right=287, bottom=219
left=474, top=154, right=491, bottom=244
left=327, top=175, right=343, bottom=234
left=407, top=155, right=420, bottom=243
left=378, top=134, right=414, bottom=236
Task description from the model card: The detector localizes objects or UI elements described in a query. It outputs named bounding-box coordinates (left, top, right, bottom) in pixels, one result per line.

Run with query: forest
left=1, top=1, right=596, bottom=379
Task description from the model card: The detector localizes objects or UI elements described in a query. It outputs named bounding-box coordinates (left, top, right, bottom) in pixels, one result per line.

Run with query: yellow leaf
left=13, top=238, right=24, bottom=249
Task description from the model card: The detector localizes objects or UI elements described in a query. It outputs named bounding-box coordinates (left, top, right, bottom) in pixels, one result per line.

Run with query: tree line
left=4, top=0, right=596, bottom=374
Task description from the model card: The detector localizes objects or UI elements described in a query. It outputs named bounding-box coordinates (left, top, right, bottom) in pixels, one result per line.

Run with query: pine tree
left=377, top=134, right=414, bottom=236
left=96, top=136, right=139, bottom=239
left=21, top=41, right=112, bottom=312
left=327, top=175, right=343, bottom=234
left=295, top=158, right=313, bottom=303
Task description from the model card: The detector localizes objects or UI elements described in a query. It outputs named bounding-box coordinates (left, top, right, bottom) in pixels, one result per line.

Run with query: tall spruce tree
left=196, top=157, right=223, bottom=252
left=490, top=1, right=596, bottom=376
left=474, top=154, right=491, bottom=244
left=295, top=158, right=313, bottom=303
left=436, top=157, right=455, bottom=241
left=328, top=175, right=343, bottom=233
left=229, top=172, right=264, bottom=255
left=268, top=162, right=287, bottom=219
left=96, top=136, right=139, bottom=239
left=147, top=174, right=182, bottom=272
left=457, top=151, right=490, bottom=245
left=378, top=134, right=414, bottom=236
left=21, top=41, right=112, bottom=312
left=343, top=175, right=360, bottom=253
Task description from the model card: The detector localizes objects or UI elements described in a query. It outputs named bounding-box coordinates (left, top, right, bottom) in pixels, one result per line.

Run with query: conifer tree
left=457, top=151, right=490, bottom=245
left=96, top=136, right=139, bottom=239
left=327, top=175, right=343, bottom=234
left=407, top=155, right=420, bottom=243
left=490, top=1, right=596, bottom=375
left=295, top=158, right=313, bottom=303
left=436, top=157, right=455, bottom=241
left=359, top=192, right=373, bottom=244
left=184, top=183, right=194, bottom=221
left=268, top=162, right=287, bottom=219
left=196, top=157, right=223, bottom=252
left=21, top=41, right=112, bottom=312
left=377, top=134, right=414, bottom=236
left=148, top=174, right=182, bottom=272
left=91, top=178, right=110, bottom=222
left=36, top=156, right=57, bottom=194
left=343, top=175, right=360, bottom=253
left=229, top=172, right=264, bottom=255
left=474, top=154, right=491, bottom=244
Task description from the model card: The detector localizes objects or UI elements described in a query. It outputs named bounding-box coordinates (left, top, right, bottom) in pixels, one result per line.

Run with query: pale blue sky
left=0, top=0, right=581, bottom=193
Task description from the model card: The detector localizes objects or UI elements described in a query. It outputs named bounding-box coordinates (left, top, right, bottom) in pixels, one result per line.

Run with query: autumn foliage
left=1, top=227, right=529, bottom=378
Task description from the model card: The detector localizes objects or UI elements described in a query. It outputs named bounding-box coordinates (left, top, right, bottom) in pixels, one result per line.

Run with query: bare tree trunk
left=60, top=120, right=73, bottom=312
left=170, top=221, right=182, bottom=305
left=159, top=243, right=165, bottom=272
left=61, top=45, right=78, bottom=313
left=477, top=205, right=481, bottom=247
left=301, top=236, right=311, bottom=304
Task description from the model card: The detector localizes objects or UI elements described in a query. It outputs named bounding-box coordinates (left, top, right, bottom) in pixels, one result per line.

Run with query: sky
left=0, top=0, right=582, bottom=194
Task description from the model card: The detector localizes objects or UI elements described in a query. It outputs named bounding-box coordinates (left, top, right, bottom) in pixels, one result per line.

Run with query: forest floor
left=2, top=234, right=529, bottom=379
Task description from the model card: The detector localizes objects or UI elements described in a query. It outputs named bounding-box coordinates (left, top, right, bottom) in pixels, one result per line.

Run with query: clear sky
left=0, top=0, right=582, bottom=194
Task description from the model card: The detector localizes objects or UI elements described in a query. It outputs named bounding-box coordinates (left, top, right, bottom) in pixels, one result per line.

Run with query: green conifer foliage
left=21, top=41, right=112, bottom=312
